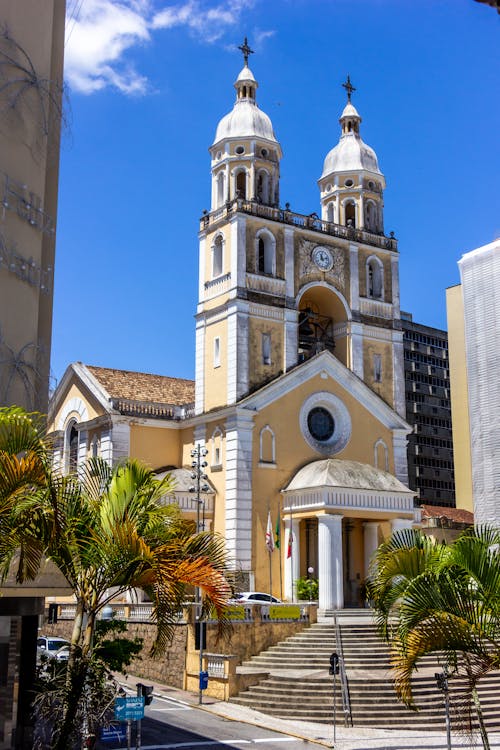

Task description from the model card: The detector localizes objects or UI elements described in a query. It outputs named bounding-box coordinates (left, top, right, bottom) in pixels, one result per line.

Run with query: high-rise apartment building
left=401, top=312, right=455, bottom=507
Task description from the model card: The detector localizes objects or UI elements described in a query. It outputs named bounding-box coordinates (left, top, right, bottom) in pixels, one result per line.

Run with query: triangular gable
left=49, top=362, right=115, bottom=429
left=239, top=350, right=411, bottom=433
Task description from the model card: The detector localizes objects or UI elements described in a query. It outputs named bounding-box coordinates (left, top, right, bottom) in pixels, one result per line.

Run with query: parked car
left=231, top=592, right=282, bottom=605
left=37, top=635, right=70, bottom=662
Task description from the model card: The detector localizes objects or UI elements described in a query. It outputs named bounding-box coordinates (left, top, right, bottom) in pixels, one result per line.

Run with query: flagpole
left=268, top=506, right=272, bottom=600
left=278, top=499, right=283, bottom=600
left=290, top=499, right=294, bottom=602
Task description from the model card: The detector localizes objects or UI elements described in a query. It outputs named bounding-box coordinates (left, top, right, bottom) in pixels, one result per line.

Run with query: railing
left=200, top=199, right=398, bottom=252
left=359, top=297, right=394, bottom=320
left=206, top=654, right=226, bottom=678
left=245, top=272, right=286, bottom=296
left=204, top=272, right=231, bottom=298
left=111, top=398, right=194, bottom=421
left=334, top=613, right=353, bottom=727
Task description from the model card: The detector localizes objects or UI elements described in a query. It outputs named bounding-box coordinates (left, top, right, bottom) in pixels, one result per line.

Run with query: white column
left=284, top=308, right=298, bottom=371
left=363, top=521, right=379, bottom=577
left=391, top=517, right=414, bottom=533
left=195, top=317, right=205, bottom=415
left=224, top=410, right=254, bottom=571
left=318, top=514, right=344, bottom=610
left=284, top=518, right=300, bottom=601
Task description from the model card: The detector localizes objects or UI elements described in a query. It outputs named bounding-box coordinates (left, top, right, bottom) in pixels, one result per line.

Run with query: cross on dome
left=342, top=75, right=356, bottom=103
left=238, top=37, right=254, bottom=66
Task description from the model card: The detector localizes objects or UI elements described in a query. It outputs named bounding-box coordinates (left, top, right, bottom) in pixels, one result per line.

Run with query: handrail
left=334, top=612, right=353, bottom=727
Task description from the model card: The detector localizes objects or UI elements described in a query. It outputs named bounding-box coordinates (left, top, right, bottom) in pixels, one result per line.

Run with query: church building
left=49, top=44, right=419, bottom=611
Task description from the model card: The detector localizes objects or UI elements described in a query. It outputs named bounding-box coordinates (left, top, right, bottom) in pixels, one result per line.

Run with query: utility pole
left=189, top=444, right=209, bottom=705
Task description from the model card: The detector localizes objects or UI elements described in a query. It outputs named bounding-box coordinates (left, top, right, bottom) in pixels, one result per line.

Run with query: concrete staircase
left=232, top=614, right=500, bottom=731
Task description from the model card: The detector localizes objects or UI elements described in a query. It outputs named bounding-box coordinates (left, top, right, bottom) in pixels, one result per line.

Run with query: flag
left=287, top=529, right=293, bottom=559
left=275, top=515, right=280, bottom=549
left=265, top=511, right=275, bottom=553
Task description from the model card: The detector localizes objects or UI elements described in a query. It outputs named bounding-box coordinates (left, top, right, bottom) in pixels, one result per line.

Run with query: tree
left=367, top=526, right=500, bottom=749
left=0, top=407, right=231, bottom=749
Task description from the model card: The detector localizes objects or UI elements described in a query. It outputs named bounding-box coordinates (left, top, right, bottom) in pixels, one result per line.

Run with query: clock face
left=312, top=247, right=333, bottom=271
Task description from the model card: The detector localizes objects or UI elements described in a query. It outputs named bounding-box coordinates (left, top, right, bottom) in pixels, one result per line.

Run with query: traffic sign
left=114, top=696, right=145, bottom=721
left=100, top=724, right=127, bottom=743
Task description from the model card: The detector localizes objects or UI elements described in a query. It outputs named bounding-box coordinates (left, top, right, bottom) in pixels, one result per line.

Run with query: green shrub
left=296, top=576, right=318, bottom=600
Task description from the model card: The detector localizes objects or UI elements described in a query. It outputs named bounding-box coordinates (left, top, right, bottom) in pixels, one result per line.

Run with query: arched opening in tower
left=297, top=286, right=349, bottom=367
left=236, top=170, right=247, bottom=199
left=345, top=201, right=356, bottom=228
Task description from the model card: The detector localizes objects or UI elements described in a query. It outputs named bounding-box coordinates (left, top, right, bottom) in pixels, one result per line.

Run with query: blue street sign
left=114, top=696, right=145, bottom=721
left=100, top=724, right=127, bottom=743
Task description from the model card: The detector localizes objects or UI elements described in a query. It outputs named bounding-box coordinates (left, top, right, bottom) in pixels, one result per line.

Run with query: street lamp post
left=307, top=566, right=314, bottom=603
left=435, top=669, right=452, bottom=750
left=189, top=444, right=209, bottom=705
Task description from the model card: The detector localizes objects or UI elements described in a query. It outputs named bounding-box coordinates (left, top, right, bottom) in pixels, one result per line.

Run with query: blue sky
left=52, top=0, right=500, bottom=386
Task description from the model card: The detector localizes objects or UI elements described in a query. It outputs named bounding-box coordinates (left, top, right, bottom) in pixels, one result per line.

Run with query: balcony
left=246, top=272, right=286, bottom=296
left=200, top=199, right=398, bottom=252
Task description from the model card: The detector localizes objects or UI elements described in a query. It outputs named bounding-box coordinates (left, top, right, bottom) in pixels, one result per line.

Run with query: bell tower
left=318, top=76, right=385, bottom=234
left=195, top=41, right=285, bottom=415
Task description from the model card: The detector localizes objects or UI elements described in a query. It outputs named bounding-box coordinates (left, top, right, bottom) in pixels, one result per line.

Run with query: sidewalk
left=119, top=674, right=500, bottom=750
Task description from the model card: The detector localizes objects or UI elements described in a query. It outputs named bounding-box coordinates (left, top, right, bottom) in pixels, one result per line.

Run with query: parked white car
left=231, top=592, right=282, bottom=605
left=37, top=635, right=70, bottom=662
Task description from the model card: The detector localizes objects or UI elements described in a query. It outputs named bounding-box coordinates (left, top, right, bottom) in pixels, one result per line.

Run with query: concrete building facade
left=401, top=313, right=455, bottom=508
left=447, top=238, right=500, bottom=523
left=0, top=3, right=66, bottom=747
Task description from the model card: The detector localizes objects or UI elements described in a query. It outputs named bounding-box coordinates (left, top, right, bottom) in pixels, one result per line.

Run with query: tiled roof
left=420, top=504, right=474, bottom=526
left=86, top=365, right=194, bottom=406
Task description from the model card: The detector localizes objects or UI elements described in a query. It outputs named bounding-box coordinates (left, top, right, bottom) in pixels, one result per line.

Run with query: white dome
left=213, top=100, right=278, bottom=145
left=284, top=458, right=411, bottom=494
left=321, top=134, right=382, bottom=178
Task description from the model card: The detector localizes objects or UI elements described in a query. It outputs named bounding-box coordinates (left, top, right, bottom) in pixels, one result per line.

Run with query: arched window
left=374, top=439, right=389, bottom=472
left=259, top=425, right=276, bottom=464
left=212, top=235, right=223, bottom=278
left=345, top=201, right=356, bottom=228
left=257, top=170, right=270, bottom=204
left=235, top=170, right=246, bottom=199
left=65, top=419, right=78, bottom=473
left=366, top=256, right=384, bottom=299
left=256, top=229, right=275, bottom=275
left=211, top=427, right=223, bottom=468
left=327, top=202, right=334, bottom=223
left=365, top=200, right=378, bottom=232
left=216, top=172, right=225, bottom=207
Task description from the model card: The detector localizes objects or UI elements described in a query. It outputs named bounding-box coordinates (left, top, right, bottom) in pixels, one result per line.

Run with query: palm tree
left=0, top=407, right=231, bottom=749
left=367, top=526, right=500, bottom=749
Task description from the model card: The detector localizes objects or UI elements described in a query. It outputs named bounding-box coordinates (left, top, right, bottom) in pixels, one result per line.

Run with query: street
left=95, top=693, right=322, bottom=750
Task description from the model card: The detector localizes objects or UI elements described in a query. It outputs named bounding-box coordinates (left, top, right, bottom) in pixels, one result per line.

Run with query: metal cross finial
left=342, top=74, right=356, bottom=102
left=238, top=37, right=254, bottom=66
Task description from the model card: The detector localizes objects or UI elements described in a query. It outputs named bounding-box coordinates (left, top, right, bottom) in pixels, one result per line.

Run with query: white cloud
left=65, top=0, right=151, bottom=94
left=64, top=0, right=271, bottom=96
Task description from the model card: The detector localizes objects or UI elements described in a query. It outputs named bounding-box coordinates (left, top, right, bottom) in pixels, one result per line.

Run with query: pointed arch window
left=65, top=419, right=79, bottom=473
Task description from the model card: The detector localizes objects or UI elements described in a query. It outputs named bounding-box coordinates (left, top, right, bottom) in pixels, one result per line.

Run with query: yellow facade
left=446, top=284, right=473, bottom=512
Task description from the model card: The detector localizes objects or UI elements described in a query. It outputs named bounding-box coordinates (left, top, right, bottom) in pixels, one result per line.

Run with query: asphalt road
left=95, top=693, right=320, bottom=750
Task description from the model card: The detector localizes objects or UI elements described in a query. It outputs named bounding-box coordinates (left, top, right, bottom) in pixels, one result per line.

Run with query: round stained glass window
left=307, top=407, right=335, bottom=442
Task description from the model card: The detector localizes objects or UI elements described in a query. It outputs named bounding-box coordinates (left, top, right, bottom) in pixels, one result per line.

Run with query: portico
left=282, top=458, right=418, bottom=609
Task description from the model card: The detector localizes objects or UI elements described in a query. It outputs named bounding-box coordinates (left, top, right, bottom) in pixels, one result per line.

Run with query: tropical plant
left=296, top=575, right=318, bottom=601
left=0, top=407, right=231, bottom=749
left=367, top=526, right=500, bottom=749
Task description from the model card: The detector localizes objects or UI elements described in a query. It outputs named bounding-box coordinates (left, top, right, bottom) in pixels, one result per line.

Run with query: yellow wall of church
left=129, top=425, right=183, bottom=471
left=248, top=317, right=284, bottom=388
left=362, top=339, right=394, bottom=408
left=203, top=418, right=227, bottom=539
left=204, top=224, right=232, bottom=282
left=203, top=318, right=229, bottom=411
left=249, top=374, right=396, bottom=591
